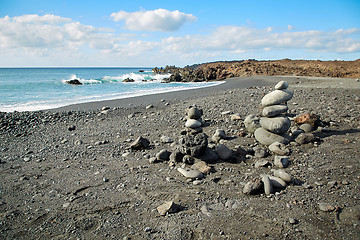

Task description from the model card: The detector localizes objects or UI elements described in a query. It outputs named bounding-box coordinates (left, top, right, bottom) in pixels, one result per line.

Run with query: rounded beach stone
left=262, top=105, right=288, bottom=117
left=254, top=127, right=290, bottom=146
left=299, top=123, right=313, bottom=133
left=185, top=119, right=202, bottom=129
left=261, top=175, right=273, bottom=195
left=211, top=129, right=226, bottom=143
left=268, top=141, right=290, bottom=155
left=274, top=81, right=289, bottom=90
left=271, top=169, right=292, bottom=182
left=295, top=133, right=315, bottom=144
left=260, top=116, right=291, bottom=134
left=269, top=176, right=287, bottom=188
left=215, top=144, right=233, bottom=160
left=177, top=168, right=204, bottom=179
left=187, top=106, right=202, bottom=119
left=261, top=89, right=293, bottom=107
left=244, top=114, right=260, bottom=133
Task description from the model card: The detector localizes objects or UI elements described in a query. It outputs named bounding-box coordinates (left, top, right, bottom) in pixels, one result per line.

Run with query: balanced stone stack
left=254, top=81, right=293, bottom=145
left=185, top=106, right=203, bottom=132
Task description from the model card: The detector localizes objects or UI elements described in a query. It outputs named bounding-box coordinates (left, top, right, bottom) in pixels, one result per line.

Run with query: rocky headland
left=153, top=59, right=360, bottom=82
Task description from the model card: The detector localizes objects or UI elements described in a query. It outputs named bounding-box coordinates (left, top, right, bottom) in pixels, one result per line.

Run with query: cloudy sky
left=1, top=0, right=359, bottom=67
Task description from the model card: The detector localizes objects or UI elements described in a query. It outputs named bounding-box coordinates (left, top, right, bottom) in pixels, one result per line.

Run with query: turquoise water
left=0, top=68, right=223, bottom=112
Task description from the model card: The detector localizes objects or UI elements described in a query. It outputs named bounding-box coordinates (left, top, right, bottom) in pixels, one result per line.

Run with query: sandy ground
left=0, top=75, right=359, bottom=240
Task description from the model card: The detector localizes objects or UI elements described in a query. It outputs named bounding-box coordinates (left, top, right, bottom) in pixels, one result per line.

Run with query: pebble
left=261, top=175, right=273, bottom=195
left=146, top=104, right=154, bottom=109
left=269, top=142, right=290, bottom=155
left=299, top=123, right=313, bottom=133
left=187, top=106, right=202, bottom=119
left=274, top=81, right=289, bottom=90
left=254, top=159, right=271, bottom=168
left=274, top=155, right=290, bottom=168
left=177, top=168, right=204, bottom=179
left=289, top=218, right=297, bottom=224
left=243, top=180, right=263, bottom=195
left=318, top=203, right=336, bottom=212
left=157, top=201, right=180, bottom=216
left=160, top=136, right=173, bottom=143
left=221, top=110, right=231, bottom=115
left=244, top=114, right=261, bottom=133
left=23, top=157, right=31, bottom=162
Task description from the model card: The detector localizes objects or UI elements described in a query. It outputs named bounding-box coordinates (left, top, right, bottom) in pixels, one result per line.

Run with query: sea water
left=0, top=68, right=223, bottom=112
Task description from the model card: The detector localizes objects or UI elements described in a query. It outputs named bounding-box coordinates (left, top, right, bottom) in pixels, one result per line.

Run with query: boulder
left=261, top=89, right=293, bottom=107
left=260, top=116, right=291, bottom=134
left=244, top=114, right=261, bottom=133
left=262, top=105, right=288, bottom=117
left=254, top=128, right=290, bottom=146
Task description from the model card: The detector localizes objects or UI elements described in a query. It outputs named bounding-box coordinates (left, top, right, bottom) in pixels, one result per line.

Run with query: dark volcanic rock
left=66, top=79, right=83, bottom=85
left=177, top=133, right=208, bottom=157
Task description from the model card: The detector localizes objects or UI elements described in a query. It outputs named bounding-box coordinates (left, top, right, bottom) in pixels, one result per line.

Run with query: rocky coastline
left=1, top=74, right=360, bottom=239
left=153, top=59, right=360, bottom=82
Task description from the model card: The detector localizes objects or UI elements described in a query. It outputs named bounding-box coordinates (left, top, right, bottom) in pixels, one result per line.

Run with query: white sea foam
left=1, top=81, right=225, bottom=112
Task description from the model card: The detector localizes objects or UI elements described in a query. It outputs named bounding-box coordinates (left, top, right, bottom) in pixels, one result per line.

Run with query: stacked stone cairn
left=254, top=80, right=293, bottom=146
left=243, top=81, right=294, bottom=195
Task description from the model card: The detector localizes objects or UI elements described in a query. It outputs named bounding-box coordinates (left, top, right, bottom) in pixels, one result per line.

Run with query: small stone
left=23, top=157, right=31, bottom=162
left=289, top=218, right=297, bottom=224
left=274, top=156, right=290, bottom=168
left=261, top=175, right=273, bottom=195
left=193, top=180, right=202, bottom=185
left=294, top=113, right=320, bottom=127
left=160, top=136, right=173, bottom=143
left=299, top=123, right=313, bottom=133
left=177, top=168, right=204, bottom=179
left=254, top=160, right=271, bottom=168
left=103, top=177, right=109, bottom=182
left=102, top=106, right=110, bottom=111
left=243, top=179, right=263, bottom=195
left=269, top=142, right=290, bottom=155
left=327, top=181, right=337, bottom=188
left=295, top=133, right=315, bottom=144
left=68, top=125, right=76, bottom=131
left=271, top=169, right=292, bottom=182
left=211, top=129, right=227, bottom=143
left=254, top=128, right=290, bottom=146
left=200, top=147, right=219, bottom=163
left=230, top=113, right=242, bottom=121
left=244, top=114, right=261, bottom=134
left=185, top=119, right=202, bottom=129
left=261, top=89, right=293, bottom=107
left=63, top=202, right=71, bottom=208
left=156, top=149, right=171, bottom=161
left=274, top=81, right=289, bottom=90
left=157, top=201, right=181, bottom=216
left=192, top=161, right=213, bottom=174
left=262, top=105, right=288, bottom=117
left=253, top=147, right=269, bottom=158
left=259, top=116, right=291, bottom=134
left=60, top=139, right=68, bottom=144
left=182, top=155, right=194, bottom=164
left=318, top=203, right=336, bottom=212
left=187, top=106, right=202, bottom=119
left=130, top=136, right=150, bottom=150
left=146, top=104, right=154, bottom=109
left=215, top=144, right=233, bottom=160
left=169, top=151, right=184, bottom=163
left=122, top=152, right=130, bottom=157
left=221, top=110, right=231, bottom=115
left=200, top=205, right=212, bottom=216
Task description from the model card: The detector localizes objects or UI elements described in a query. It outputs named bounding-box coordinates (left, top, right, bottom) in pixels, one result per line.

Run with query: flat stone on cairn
left=254, top=81, right=293, bottom=146
left=185, top=106, right=203, bottom=129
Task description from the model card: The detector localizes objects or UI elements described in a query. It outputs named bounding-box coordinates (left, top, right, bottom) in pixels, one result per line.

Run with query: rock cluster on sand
left=253, top=81, right=293, bottom=145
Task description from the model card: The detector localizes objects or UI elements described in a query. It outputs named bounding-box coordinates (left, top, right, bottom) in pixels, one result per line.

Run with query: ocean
left=0, top=68, right=223, bottom=112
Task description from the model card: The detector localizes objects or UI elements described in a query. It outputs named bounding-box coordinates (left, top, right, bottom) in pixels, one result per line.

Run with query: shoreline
left=51, top=76, right=269, bottom=112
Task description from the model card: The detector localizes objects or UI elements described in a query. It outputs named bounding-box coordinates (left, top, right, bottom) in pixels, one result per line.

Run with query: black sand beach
left=1, top=75, right=359, bottom=239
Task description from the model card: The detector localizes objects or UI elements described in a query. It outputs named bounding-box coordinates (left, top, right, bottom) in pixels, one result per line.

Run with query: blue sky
left=0, top=0, right=359, bottom=67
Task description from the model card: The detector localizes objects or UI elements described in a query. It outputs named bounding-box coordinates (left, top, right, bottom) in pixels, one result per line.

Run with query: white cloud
left=110, top=8, right=197, bottom=31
